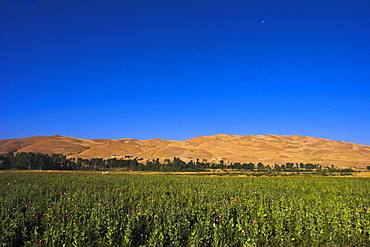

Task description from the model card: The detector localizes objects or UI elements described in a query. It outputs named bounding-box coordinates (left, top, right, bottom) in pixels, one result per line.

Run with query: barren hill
left=1, top=134, right=369, bottom=168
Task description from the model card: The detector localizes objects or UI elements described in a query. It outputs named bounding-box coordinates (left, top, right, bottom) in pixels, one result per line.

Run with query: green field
left=1, top=172, right=369, bottom=246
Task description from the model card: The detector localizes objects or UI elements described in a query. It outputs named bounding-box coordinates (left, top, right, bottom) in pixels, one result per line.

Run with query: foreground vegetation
left=0, top=173, right=369, bottom=246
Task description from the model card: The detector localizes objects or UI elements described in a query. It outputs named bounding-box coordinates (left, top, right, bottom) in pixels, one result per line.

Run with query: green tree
left=257, top=162, right=264, bottom=171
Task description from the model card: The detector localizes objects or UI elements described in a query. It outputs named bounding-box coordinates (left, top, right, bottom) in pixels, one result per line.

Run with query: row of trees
left=0, top=151, right=354, bottom=173
left=229, top=162, right=340, bottom=172
left=0, top=152, right=71, bottom=170
left=0, top=152, right=205, bottom=172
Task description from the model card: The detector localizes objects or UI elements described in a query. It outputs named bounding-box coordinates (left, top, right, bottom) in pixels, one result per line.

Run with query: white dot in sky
left=261, top=20, right=265, bottom=23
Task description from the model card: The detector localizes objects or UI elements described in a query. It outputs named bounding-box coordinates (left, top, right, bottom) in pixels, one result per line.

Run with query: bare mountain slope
left=1, top=134, right=369, bottom=168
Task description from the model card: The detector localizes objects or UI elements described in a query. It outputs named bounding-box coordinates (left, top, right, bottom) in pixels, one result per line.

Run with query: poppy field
left=0, top=172, right=369, bottom=246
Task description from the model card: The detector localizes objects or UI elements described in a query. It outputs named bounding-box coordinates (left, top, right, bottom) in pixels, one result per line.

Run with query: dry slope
left=1, top=134, right=369, bottom=168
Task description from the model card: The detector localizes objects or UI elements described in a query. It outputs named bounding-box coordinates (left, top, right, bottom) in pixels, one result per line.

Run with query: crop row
left=0, top=173, right=369, bottom=246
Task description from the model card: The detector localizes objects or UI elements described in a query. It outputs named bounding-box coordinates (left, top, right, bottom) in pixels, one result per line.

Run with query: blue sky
left=1, top=1, right=369, bottom=145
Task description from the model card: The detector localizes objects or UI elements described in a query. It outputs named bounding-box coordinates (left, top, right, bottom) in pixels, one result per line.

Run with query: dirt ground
left=1, top=170, right=370, bottom=177
left=351, top=171, right=370, bottom=178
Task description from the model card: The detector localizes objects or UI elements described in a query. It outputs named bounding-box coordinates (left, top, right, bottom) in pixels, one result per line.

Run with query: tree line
left=0, top=151, right=355, bottom=173
left=0, top=152, right=205, bottom=172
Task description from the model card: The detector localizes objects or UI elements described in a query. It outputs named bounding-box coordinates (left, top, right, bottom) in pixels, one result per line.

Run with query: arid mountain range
left=1, top=134, right=369, bottom=169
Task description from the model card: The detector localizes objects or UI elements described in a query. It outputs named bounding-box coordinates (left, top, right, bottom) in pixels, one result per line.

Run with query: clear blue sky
left=1, top=1, right=369, bottom=145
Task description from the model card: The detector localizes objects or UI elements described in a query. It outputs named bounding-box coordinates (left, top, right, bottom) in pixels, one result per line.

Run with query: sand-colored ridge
left=1, top=134, right=369, bottom=168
